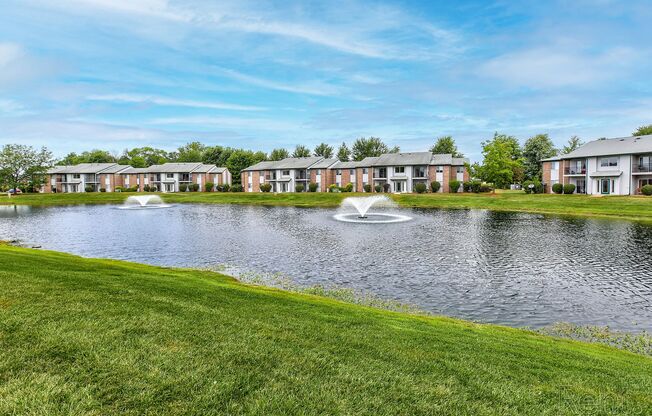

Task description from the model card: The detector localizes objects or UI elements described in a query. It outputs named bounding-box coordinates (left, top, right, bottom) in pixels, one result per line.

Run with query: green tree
left=202, top=146, right=235, bottom=167
left=118, top=147, right=169, bottom=167
left=562, top=136, right=584, bottom=154
left=0, top=144, right=53, bottom=192
left=522, top=134, right=557, bottom=180
left=389, top=145, right=400, bottom=153
left=175, top=141, right=206, bottom=162
left=226, top=150, right=266, bottom=185
left=269, top=148, right=289, bottom=161
left=633, top=125, right=652, bottom=136
left=59, top=149, right=115, bottom=165
left=476, top=133, right=524, bottom=189
left=313, top=143, right=334, bottom=159
left=351, top=137, right=389, bottom=161
left=292, top=145, right=311, bottom=158
left=429, top=136, right=463, bottom=157
left=336, top=143, right=350, bottom=161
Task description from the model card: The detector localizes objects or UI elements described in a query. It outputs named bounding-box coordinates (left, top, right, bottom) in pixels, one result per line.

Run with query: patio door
left=394, top=181, right=405, bottom=193
left=165, top=183, right=175, bottom=193
left=600, top=178, right=611, bottom=195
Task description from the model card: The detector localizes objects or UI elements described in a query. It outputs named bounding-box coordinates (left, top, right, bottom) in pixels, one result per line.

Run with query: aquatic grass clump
left=538, top=322, right=652, bottom=357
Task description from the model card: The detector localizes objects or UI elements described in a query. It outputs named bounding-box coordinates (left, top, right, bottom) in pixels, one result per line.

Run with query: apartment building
left=241, top=152, right=469, bottom=193
left=140, top=163, right=232, bottom=193
left=43, top=163, right=231, bottom=193
left=43, top=163, right=130, bottom=193
left=542, top=134, right=652, bottom=195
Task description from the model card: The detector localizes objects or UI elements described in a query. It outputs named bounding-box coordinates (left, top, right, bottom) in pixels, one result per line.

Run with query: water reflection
left=0, top=204, right=651, bottom=331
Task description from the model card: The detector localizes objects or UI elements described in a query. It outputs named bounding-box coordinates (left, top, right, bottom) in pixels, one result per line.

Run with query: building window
left=362, top=168, right=368, bottom=174
left=456, top=166, right=465, bottom=173
left=551, top=161, right=559, bottom=170
left=436, top=166, right=443, bottom=173
left=413, top=166, right=426, bottom=177
left=72, top=174, right=80, bottom=179
left=600, top=157, right=618, bottom=168
left=166, top=173, right=174, bottom=178
left=316, top=169, right=321, bottom=175
left=336, top=169, right=342, bottom=175
left=394, top=166, right=405, bottom=174
left=349, top=169, right=355, bottom=175
left=282, top=170, right=290, bottom=176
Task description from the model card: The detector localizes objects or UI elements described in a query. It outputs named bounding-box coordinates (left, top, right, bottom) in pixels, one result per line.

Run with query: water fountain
left=334, top=195, right=411, bottom=224
left=119, top=195, right=170, bottom=209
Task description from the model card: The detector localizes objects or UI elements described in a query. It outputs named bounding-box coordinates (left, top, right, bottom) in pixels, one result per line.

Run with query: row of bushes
left=550, top=183, right=577, bottom=194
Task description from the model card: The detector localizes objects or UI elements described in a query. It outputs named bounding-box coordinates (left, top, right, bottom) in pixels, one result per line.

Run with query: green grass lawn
left=1, top=245, right=650, bottom=415
left=3, top=191, right=652, bottom=221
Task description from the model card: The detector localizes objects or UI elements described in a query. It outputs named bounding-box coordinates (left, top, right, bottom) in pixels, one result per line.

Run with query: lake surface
left=1, top=203, right=651, bottom=331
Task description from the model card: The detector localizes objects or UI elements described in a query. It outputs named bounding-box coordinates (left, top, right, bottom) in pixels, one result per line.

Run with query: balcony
left=633, top=162, right=652, bottom=173
left=564, top=166, right=586, bottom=175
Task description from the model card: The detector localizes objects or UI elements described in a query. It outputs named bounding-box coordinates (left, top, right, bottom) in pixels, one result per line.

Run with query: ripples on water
left=1, top=204, right=651, bottom=331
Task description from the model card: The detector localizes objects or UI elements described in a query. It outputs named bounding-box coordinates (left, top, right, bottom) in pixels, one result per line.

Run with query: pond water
left=1, top=203, right=651, bottom=331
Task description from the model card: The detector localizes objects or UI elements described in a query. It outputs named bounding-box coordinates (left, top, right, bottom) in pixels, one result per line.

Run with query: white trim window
left=600, top=157, right=619, bottom=168
left=166, top=173, right=174, bottom=179
left=436, top=166, right=444, bottom=173
left=394, top=166, right=405, bottom=174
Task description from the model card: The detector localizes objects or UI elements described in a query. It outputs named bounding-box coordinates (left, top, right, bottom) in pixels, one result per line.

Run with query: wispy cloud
left=212, top=67, right=344, bottom=96
left=86, top=93, right=264, bottom=111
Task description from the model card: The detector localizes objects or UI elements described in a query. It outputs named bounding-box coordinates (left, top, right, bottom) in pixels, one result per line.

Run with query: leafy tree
left=351, top=137, right=389, bottom=161
left=562, top=136, right=584, bottom=154
left=633, top=125, right=652, bottom=136
left=226, top=150, right=266, bottom=184
left=175, top=141, right=206, bottom=162
left=475, top=133, right=524, bottom=189
left=203, top=146, right=236, bottom=167
left=269, top=148, right=289, bottom=161
left=430, top=136, right=463, bottom=157
left=118, top=147, right=169, bottom=167
left=292, top=145, right=311, bottom=158
left=58, top=149, right=115, bottom=165
left=522, top=134, right=557, bottom=180
left=336, top=142, right=350, bottom=161
left=0, top=144, right=53, bottom=192
left=313, top=143, right=334, bottom=159
left=389, top=146, right=400, bottom=153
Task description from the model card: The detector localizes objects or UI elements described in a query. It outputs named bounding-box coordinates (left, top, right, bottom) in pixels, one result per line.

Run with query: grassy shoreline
left=3, top=191, right=652, bottom=222
left=1, top=245, right=651, bottom=414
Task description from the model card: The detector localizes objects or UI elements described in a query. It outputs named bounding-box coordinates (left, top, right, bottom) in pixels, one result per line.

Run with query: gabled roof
left=333, top=161, right=363, bottom=169
left=369, top=152, right=433, bottom=166
left=145, top=163, right=203, bottom=173
left=49, top=163, right=121, bottom=174
left=47, top=165, right=72, bottom=174
left=191, top=164, right=217, bottom=173
left=275, top=157, right=323, bottom=169
left=546, top=134, right=652, bottom=160
left=309, top=158, right=339, bottom=169
left=121, top=167, right=148, bottom=174
left=242, top=160, right=281, bottom=172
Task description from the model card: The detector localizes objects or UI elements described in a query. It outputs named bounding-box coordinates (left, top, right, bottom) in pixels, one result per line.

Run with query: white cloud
left=86, top=93, right=264, bottom=111
left=480, top=46, right=639, bottom=88
left=212, top=67, right=344, bottom=96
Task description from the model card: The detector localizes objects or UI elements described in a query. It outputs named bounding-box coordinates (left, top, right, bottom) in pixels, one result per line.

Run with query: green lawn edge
left=3, top=191, right=652, bottom=223
left=1, top=245, right=650, bottom=415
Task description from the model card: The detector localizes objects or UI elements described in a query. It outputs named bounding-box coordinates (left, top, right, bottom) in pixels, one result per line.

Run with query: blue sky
left=1, top=0, right=651, bottom=161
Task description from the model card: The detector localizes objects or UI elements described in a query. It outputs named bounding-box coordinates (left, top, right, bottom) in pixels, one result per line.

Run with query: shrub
left=205, top=182, right=214, bottom=192
left=363, top=184, right=372, bottom=193
left=260, top=183, right=272, bottom=192
left=150, top=185, right=158, bottom=192
left=179, top=184, right=188, bottom=192
left=231, top=184, right=243, bottom=192
left=343, top=183, right=353, bottom=193
left=383, top=183, right=391, bottom=193
left=374, top=184, right=382, bottom=193
left=115, top=186, right=124, bottom=192
left=449, top=180, right=461, bottom=193
left=328, top=184, right=339, bottom=193
left=552, top=183, right=564, bottom=194
left=563, top=184, right=576, bottom=194
left=85, top=185, right=95, bottom=193
left=128, top=186, right=138, bottom=192
left=295, top=184, right=305, bottom=192
left=479, top=183, right=492, bottom=193
left=523, top=180, right=544, bottom=194
left=642, top=185, right=652, bottom=196
left=430, top=181, right=441, bottom=193
left=221, top=184, right=230, bottom=192
left=192, top=184, right=200, bottom=192
left=308, top=182, right=318, bottom=192
left=462, top=181, right=472, bottom=192
left=100, top=188, right=106, bottom=192
left=143, top=185, right=151, bottom=192
left=414, top=183, right=427, bottom=194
